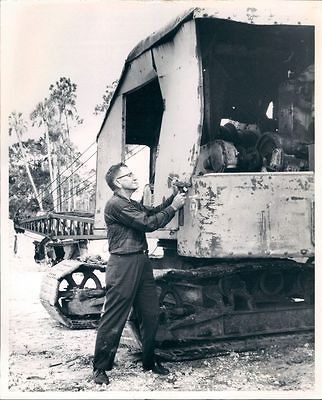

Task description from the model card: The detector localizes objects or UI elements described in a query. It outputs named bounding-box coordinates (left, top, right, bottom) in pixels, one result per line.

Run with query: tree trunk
left=51, top=152, right=59, bottom=211
left=45, top=129, right=58, bottom=210
left=56, top=161, right=62, bottom=212
left=64, top=112, right=74, bottom=211
left=17, top=140, right=43, bottom=211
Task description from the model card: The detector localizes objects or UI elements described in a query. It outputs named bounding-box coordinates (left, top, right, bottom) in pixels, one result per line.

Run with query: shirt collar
left=114, top=191, right=131, bottom=202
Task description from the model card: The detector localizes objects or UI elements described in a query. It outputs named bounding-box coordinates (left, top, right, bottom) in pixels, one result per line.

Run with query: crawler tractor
left=18, top=7, right=315, bottom=360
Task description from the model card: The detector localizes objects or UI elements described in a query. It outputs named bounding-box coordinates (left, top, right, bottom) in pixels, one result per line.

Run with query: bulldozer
left=20, top=7, right=314, bottom=360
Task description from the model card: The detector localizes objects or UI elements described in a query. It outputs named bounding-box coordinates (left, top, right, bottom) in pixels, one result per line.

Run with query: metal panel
left=127, top=9, right=195, bottom=63
left=152, top=20, right=202, bottom=232
left=94, top=97, right=123, bottom=232
left=122, top=6, right=316, bottom=67
left=97, top=5, right=317, bottom=143
left=94, top=52, right=157, bottom=232
left=178, top=172, right=314, bottom=258
left=121, top=51, right=157, bottom=94
left=193, top=6, right=316, bottom=25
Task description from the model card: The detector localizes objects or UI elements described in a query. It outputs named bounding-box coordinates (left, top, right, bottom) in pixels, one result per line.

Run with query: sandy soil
left=4, top=224, right=316, bottom=396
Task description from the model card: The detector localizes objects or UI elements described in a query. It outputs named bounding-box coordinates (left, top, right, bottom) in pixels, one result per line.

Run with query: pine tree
left=8, top=112, right=43, bottom=212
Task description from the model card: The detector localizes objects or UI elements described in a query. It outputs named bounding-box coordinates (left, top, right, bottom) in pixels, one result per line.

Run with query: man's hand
left=170, top=177, right=180, bottom=195
left=171, top=193, right=186, bottom=211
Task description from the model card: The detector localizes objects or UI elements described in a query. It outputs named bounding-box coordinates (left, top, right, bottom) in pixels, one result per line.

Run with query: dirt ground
left=3, top=224, right=317, bottom=396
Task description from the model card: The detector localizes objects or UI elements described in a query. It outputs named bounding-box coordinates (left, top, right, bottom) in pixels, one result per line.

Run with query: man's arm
left=110, top=201, right=176, bottom=232
left=108, top=193, right=186, bottom=233
left=140, top=194, right=175, bottom=216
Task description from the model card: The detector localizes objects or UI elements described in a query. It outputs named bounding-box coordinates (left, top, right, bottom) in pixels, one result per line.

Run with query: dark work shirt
left=104, top=192, right=176, bottom=254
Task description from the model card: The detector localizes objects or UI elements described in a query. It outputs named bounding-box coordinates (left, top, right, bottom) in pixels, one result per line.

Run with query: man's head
left=105, top=163, right=138, bottom=193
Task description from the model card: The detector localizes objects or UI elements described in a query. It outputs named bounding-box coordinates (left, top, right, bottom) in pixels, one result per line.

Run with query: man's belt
left=112, top=250, right=149, bottom=256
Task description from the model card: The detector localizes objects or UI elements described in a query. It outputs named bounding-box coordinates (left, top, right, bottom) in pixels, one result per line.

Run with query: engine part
left=256, top=132, right=309, bottom=171
left=204, top=140, right=239, bottom=172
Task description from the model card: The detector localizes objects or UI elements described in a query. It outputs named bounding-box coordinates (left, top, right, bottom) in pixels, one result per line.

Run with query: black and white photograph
left=1, top=0, right=321, bottom=398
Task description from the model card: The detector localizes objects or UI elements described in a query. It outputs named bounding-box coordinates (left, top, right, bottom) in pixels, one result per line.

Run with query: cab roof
left=97, top=6, right=315, bottom=140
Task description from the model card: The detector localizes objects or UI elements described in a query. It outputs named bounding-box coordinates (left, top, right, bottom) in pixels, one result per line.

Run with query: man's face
left=115, top=166, right=139, bottom=191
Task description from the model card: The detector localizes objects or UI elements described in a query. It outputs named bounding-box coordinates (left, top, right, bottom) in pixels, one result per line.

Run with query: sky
left=1, top=0, right=216, bottom=200
left=1, top=0, right=321, bottom=180
left=3, top=0, right=321, bottom=154
left=1, top=0, right=203, bottom=156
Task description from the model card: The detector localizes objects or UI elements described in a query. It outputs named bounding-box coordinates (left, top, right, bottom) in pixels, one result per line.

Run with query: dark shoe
left=144, top=362, right=170, bottom=375
left=93, top=369, right=109, bottom=385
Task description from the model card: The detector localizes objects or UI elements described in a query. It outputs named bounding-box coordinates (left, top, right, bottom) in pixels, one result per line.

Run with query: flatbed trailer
left=14, top=212, right=104, bottom=241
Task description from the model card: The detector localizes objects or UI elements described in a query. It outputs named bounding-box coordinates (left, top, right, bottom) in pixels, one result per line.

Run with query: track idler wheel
left=40, top=260, right=105, bottom=329
left=218, top=275, right=254, bottom=310
left=158, top=284, right=194, bottom=320
left=259, top=271, right=284, bottom=296
left=58, top=269, right=103, bottom=301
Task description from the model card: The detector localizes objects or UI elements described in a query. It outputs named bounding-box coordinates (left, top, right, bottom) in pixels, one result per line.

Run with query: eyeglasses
left=116, top=171, right=135, bottom=180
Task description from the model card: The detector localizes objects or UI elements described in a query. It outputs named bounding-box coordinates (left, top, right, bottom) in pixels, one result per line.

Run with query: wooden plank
left=19, top=213, right=94, bottom=224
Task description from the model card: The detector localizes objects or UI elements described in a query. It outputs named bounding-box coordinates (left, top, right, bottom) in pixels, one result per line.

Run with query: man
left=93, top=162, right=186, bottom=385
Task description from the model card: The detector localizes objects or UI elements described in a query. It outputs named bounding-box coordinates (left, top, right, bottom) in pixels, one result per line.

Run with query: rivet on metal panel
left=301, top=249, right=308, bottom=255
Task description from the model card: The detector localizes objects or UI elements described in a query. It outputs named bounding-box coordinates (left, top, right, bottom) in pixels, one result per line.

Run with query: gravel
left=3, top=224, right=317, bottom=396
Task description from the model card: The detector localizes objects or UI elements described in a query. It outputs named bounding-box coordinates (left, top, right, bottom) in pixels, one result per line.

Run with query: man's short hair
left=105, top=162, right=127, bottom=191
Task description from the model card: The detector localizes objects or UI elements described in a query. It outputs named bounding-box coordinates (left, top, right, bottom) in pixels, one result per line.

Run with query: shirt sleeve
left=111, top=200, right=176, bottom=232
left=141, top=194, right=175, bottom=215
